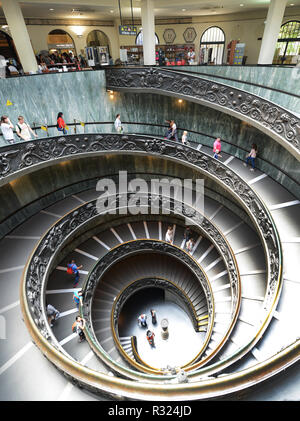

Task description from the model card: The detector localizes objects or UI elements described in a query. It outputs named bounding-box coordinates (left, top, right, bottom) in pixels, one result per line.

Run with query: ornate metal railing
left=82, top=241, right=213, bottom=373
left=105, top=67, right=300, bottom=160
left=23, top=189, right=241, bottom=379
left=18, top=132, right=286, bottom=398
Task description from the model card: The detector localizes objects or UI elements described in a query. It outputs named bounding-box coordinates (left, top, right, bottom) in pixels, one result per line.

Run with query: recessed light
left=49, top=8, right=54, bottom=11
left=182, top=9, right=186, bottom=12
left=240, top=4, right=244, bottom=6
left=290, top=3, right=295, bottom=5
left=110, top=10, right=114, bottom=13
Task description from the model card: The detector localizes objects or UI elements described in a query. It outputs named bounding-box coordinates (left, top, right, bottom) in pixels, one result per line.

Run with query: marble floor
left=118, top=288, right=205, bottom=370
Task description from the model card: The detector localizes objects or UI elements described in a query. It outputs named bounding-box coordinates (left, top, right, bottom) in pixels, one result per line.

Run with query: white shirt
left=16, top=122, right=32, bottom=141
left=1, top=122, right=14, bottom=141
left=114, top=117, right=122, bottom=132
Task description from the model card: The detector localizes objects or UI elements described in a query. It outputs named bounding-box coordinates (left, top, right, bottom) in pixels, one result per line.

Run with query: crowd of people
left=36, top=51, right=88, bottom=73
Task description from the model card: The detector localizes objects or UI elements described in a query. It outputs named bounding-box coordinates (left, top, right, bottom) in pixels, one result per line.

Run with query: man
left=146, top=330, right=155, bottom=347
left=114, top=114, right=122, bottom=133
left=67, top=259, right=82, bottom=286
left=72, top=316, right=86, bottom=343
left=16, top=116, right=38, bottom=141
left=138, top=313, right=147, bottom=327
left=46, top=304, right=60, bottom=327
left=73, top=289, right=83, bottom=308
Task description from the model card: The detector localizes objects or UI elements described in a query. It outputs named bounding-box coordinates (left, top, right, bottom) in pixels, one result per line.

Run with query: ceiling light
left=49, top=8, right=54, bottom=11
left=290, top=3, right=295, bottom=5
left=182, top=9, right=186, bottom=12
left=240, top=4, right=244, bottom=6
left=110, top=10, right=114, bottom=13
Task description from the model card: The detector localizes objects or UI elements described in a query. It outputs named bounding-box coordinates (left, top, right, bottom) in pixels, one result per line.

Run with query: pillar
left=258, top=0, right=287, bottom=65
left=1, top=0, right=38, bottom=73
left=141, top=0, right=156, bottom=65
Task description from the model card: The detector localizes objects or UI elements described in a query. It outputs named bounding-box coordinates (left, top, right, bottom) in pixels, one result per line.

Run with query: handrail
left=105, top=67, right=300, bottom=160
left=165, top=67, right=300, bottom=100
left=84, top=243, right=213, bottom=373
left=0, top=123, right=298, bottom=192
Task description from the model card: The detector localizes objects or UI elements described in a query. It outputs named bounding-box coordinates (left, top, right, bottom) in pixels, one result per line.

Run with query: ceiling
left=0, top=0, right=299, bottom=21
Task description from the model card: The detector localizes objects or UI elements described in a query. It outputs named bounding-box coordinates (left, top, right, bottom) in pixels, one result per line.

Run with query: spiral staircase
left=0, top=68, right=299, bottom=402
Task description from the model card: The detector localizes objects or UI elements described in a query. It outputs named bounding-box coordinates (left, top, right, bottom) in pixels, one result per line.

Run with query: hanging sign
left=119, top=25, right=137, bottom=35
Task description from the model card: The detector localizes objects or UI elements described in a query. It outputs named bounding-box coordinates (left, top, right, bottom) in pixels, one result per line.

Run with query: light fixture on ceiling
left=49, top=8, right=54, bottom=11
left=290, top=3, right=295, bottom=5
left=182, top=9, right=186, bottom=12
left=70, top=26, right=85, bottom=37
left=240, top=3, right=244, bottom=6
left=110, top=10, right=114, bottom=13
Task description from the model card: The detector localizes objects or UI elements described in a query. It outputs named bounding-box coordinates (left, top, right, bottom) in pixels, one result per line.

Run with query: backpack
left=67, top=265, right=73, bottom=274
left=72, top=322, right=77, bottom=333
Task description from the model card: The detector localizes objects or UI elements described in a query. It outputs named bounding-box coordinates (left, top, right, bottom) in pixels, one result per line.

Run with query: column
left=258, top=0, right=287, bottom=65
left=141, top=0, right=156, bottom=65
left=2, top=0, right=38, bottom=73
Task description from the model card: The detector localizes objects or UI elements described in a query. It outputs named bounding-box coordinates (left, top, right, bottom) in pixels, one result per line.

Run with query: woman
left=244, top=143, right=258, bottom=172
left=165, top=225, right=174, bottom=243
left=0, top=115, right=15, bottom=144
left=57, top=112, right=67, bottom=135
left=213, top=137, right=222, bottom=159
left=151, top=309, right=157, bottom=325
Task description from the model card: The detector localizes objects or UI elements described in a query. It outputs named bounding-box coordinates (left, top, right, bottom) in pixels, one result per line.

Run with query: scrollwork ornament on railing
left=106, top=67, right=300, bottom=155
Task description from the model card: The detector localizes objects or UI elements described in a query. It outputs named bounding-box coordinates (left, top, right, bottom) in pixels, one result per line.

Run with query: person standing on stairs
left=67, top=259, right=82, bottom=287
left=73, top=289, right=83, bottom=309
left=213, top=137, right=222, bottom=159
left=186, top=237, right=195, bottom=254
left=72, top=316, right=86, bottom=343
left=244, top=143, right=258, bottom=172
left=165, top=225, right=174, bottom=243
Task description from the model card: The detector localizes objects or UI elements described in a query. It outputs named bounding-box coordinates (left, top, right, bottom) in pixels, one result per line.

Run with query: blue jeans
left=58, top=127, right=67, bottom=135
left=246, top=157, right=255, bottom=169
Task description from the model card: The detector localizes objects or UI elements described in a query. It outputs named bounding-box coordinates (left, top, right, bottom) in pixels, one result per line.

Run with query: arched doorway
left=273, top=20, right=300, bottom=65
left=47, top=29, right=76, bottom=56
left=86, top=30, right=110, bottom=54
left=0, top=30, right=19, bottom=64
left=200, top=26, right=225, bottom=65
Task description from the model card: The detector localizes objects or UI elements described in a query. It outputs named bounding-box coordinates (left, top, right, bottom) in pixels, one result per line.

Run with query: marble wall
left=0, top=70, right=298, bottom=197
left=178, top=66, right=300, bottom=114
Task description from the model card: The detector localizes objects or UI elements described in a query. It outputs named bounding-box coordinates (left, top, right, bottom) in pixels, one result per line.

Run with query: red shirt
left=57, top=117, right=65, bottom=128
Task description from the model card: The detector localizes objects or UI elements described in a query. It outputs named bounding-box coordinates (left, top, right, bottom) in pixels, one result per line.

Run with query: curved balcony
left=105, top=67, right=300, bottom=160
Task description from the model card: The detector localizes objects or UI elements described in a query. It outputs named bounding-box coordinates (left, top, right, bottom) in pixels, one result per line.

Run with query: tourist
left=187, top=48, right=196, bottom=65
left=183, top=227, right=194, bottom=246
left=150, top=309, right=157, bottom=325
left=181, top=130, right=189, bottom=145
left=46, top=304, right=60, bottom=327
left=165, top=120, right=172, bottom=139
left=16, top=116, right=38, bottom=141
left=213, top=137, right=222, bottom=159
left=0, top=115, right=15, bottom=144
left=170, top=120, right=178, bottom=141
left=186, top=238, right=195, bottom=253
left=244, top=143, right=258, bottom=172
left=67, top=259, right=83, bottom=286
left=138, top=313, right=148, bottom=327
left=73, top=289, right=83, bottom=309
left=114, top=114, right=122, bottom=133
left=146, top=330, right=155, bottom=347
left=56, top=112, right=67, bottom=135
left=165, top=225, right=174, bottom=243
left=72, top=316, right=86, bottom=343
